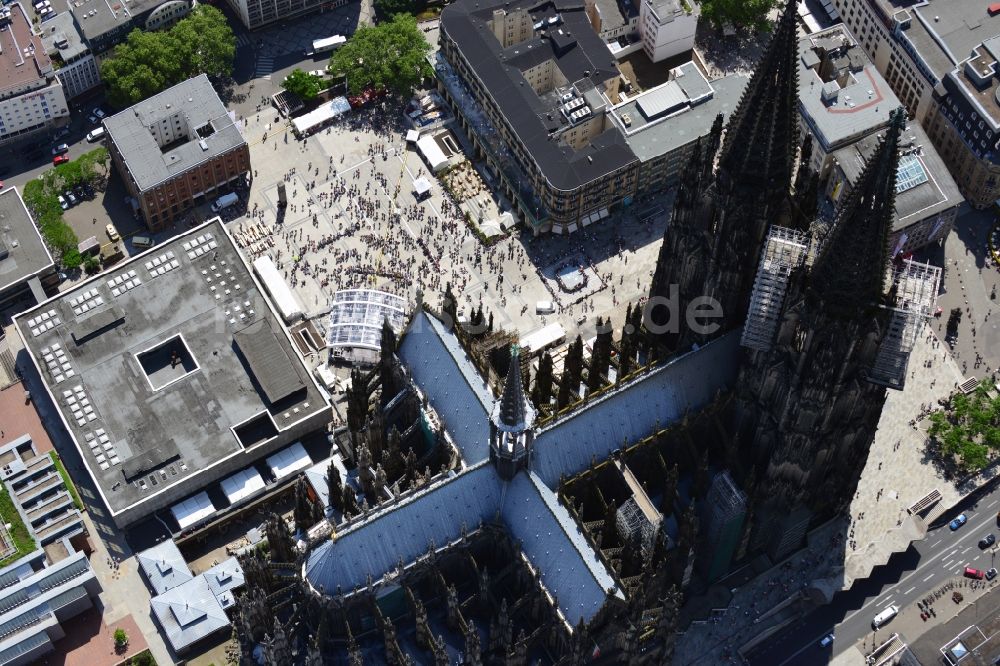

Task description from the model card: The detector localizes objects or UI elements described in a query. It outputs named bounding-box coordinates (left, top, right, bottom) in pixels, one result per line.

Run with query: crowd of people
left=233, top=103, right=664, bottom=331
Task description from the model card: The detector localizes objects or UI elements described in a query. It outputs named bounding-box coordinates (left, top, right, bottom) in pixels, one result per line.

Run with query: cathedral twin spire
left=808, top=107, right=907, bottom=316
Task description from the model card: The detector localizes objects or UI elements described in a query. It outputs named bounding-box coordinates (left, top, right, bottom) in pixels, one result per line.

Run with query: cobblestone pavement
left=930, top=207, right=1000, bottom=380
left=231, top=103, right=677, bottom=351
left=843, top=324, right=966, bottom=584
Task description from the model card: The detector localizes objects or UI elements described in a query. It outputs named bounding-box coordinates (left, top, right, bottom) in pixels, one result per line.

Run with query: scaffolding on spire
left=869, top=259, right=941, bottom=389
left=740, top=226, right=810, bottom=352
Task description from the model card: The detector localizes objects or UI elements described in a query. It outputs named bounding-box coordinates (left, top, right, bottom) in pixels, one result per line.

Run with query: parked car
left=819, top=634, right=834, bottom=648
left=309, top=69, right=327, bottom=77
left=105, top=224, right=120, bottom=242
left=92, top=108, right=106, bottom=119
left=950, top=514, right=968, bottom=530
left=57, top=195, right=68, bottom=210
left=987, top=568, right=998, bottom=581
left=52, top=155, right=70, bottom=165
left=64, top=191, right=77, bottom=206
left=965, top=567, right=985, bottom=579
left=53, top=127, right=70, bottom=140
left=980, top=534, right=996, bottom=549
left=51, top=143, right=69, bottom=155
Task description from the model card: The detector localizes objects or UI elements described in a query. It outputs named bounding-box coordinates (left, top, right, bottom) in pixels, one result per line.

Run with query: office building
left=14, top=218, right=330, bottom=529
left=0, top=188, right=58, bottom=313
left=0, top=3, right=69, bottom=147
left=104, top=75, right=250, bottom=232
left=39, top=13, right=100, bottom=101
left=796, top=25, right=904, bottom=176
left=637, top=0, right=697, bottom=63
left=69, top=0, right=193, bottom=54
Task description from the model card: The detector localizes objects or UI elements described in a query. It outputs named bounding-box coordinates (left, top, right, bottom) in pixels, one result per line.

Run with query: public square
left=230, top=98, right=677, bottom=354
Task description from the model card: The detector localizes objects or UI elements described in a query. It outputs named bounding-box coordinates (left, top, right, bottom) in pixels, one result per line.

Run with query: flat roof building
left=828, top=0, right=1000, bottom=207
left=0, top=3, right=69, bottom=147
left=796, top=25, right=903, bottom=177
left=611, top=62, right=747, bottom=194
left=105, top=75, right=250, bottom=232
left=69, top=0, right=193, bottom=54
left=828, top=120, right=962, bottom=255
left=39, top=13, right=101, bottom=101
left=14, top=218, right=330, bottom=529
left=0, top=188, right=58, bottom=314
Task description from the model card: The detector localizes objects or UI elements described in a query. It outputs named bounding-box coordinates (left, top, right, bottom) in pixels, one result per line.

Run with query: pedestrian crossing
left=235, top=33, right=251, bottom=48
left=255, top=56, right=274, bottom=80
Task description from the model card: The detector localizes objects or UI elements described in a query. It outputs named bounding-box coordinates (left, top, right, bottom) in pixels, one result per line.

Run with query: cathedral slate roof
left=399, top=310, right=493, bottom=463
left=306, top=309, right=739, bottom=629
left=303, top=463, right=503, bottom=595
left=532, top=331, right=741, bottom=486
left=503, top=472, right=623, bottom=624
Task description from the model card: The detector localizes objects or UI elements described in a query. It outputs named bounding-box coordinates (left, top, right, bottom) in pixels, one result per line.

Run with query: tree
left=329, top=14, right=432, bottom=95
left=170, top=6, right=236, bottom=79
left=373, top=0, right=426, bottom=20
left=697, top=0, right=782, bottom=32
left=282, top=68, right=326, bottom=101
left=100, top=6, right=235, bottom=107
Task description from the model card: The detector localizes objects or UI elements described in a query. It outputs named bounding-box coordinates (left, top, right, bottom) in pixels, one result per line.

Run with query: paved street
left=745, top=483, right=1000, bottom=666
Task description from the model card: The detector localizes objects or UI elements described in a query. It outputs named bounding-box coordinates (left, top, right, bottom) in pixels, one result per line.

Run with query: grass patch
left=118, top=649, right=157, bottom=666
left=20, top=147, right=109, bottom=270
left=0, top=485, right=36, bottom=568
left=49, top=451, right=83, bottom=511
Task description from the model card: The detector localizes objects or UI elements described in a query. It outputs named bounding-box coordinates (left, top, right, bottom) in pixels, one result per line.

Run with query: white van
left=535, top=300, right=555, bottom=315
left=211, top=192, right=239, bottom=212
left=86, top=127, right=105, bottom=143
left=132, top=235, right=155, bottom=250
left=872, top=605, right=898, bottom=629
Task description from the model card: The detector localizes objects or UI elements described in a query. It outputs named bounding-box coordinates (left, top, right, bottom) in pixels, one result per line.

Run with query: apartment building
left=39, top=13, right=100, bottom=100
left=104, top=75, right=250, bottom=231
left=828, top=0, right=1000, bottom=207
left=0, top=3, right=69, bottom=147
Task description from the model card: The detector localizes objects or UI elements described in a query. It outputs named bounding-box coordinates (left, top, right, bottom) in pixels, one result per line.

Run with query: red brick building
left=105, top=74, right=250, bottom=232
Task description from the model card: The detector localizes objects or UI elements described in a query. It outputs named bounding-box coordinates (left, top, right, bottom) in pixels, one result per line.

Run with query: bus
left=306, top=34, right=346, bottom=57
